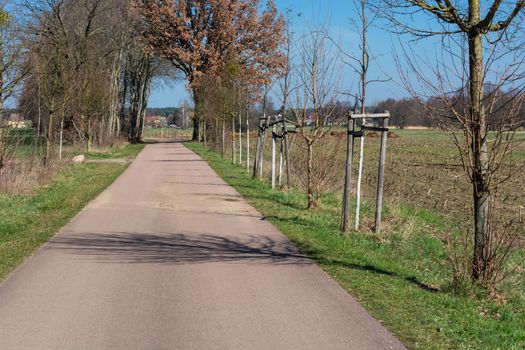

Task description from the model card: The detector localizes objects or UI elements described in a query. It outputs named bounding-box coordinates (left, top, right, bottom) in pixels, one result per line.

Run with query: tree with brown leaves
left=139, top=0, right=285, bottom=140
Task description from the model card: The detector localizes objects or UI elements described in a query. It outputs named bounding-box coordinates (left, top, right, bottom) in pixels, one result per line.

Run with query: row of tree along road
left=1, top=0, right=524, bottom=292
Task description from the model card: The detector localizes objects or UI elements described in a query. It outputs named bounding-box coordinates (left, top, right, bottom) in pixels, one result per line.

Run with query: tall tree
left=139, top=0, right=285, bottom=140
left=382, top=0, right=525, bottom=285
left=292, top=27, right=342, bottom=209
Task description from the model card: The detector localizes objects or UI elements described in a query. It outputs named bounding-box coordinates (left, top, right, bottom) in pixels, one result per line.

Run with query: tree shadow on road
left=48, top=231, right=312, bottom=266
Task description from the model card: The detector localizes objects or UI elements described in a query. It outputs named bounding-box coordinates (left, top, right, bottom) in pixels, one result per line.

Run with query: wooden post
left=271, top=123, right=276, bottom=189
left=354, top=118, right=365, bottom=230
left=246, top=112, right=250, bottom=173
left=232, top=118, right=236, bottom=164
left=258, top=115, right=268, bottom=179
left=252, top=118, right=261, bottom=178
left=239, top=112, right=242, bottom=166
left=341, top=118, right=355, bottom=232
left=59, top=118, right=64, bottom=159
left=278, top=137, right=283, bottom=187
left=278, top=118, right=285, bottom=187
left=374, top=117, right=389, bottom=233
left=284, top=120, right=290, bottom=188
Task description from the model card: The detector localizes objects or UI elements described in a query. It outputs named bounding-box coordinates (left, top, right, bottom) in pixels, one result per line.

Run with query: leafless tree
left=291, top=27, right=343, bottom=209
left=0, top=3, right=28, bottom=173
left=381, top=0, right=525, bottom=287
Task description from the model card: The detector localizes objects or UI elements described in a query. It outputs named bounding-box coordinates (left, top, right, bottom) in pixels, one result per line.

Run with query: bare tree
left=0, top=4, right=26, bottom=119
left=276, top=8, right=298, bottom=188
left=381, top=0, right=525, bottom=286
left=0, top=3, right=27, bottom=174
left=291, top=27, right=342, bottom=209
left=338, top=0, right=388, bottom=232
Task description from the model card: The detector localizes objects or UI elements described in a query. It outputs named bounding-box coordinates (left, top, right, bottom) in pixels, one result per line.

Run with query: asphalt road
left=0, top=142, right=405, bottom=350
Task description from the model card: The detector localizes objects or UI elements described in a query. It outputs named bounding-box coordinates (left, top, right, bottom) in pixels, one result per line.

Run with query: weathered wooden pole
left=278, top=118, right=285, bottom=186
left=354, top=118, right=366, bottom=230
left=271, top=123, right=276, bottom=189
left=252, top=118, right=261, bottom=178
left=374, top=117, right=389, bottom=233
left=246, top=112, right=250, bottom=173
left=59, top=118, right=64, bottom=159
left=239, top=112, right=242, bottom=166
left=232, top=117, right=236, bottom=164
left=258, top=115, right=268, bottom=179
left=341, top=118, right=355, bottom=233
left=278, top=137, right=283, bottom=187
left=284, top=120, right=291, bottom=188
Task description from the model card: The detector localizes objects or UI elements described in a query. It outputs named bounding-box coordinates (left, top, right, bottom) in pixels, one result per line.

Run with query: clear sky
left=147, top=0, right=437, bottom=108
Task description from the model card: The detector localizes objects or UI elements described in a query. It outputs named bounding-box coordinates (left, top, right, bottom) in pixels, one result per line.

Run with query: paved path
left=0, top=142, right=405, bottom=350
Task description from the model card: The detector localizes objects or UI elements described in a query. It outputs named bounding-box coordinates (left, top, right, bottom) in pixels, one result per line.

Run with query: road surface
left=0, top=142, right=405, bottom=350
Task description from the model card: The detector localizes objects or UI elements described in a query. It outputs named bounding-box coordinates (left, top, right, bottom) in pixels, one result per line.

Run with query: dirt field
left=253, top=128, right=525, bottom=239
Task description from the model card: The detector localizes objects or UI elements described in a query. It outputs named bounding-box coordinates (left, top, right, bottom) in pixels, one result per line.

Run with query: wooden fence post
left=341, top=118, right=355, bottom=232
left=232, top=117, right=236, bottom=164
left=284, top=119, right=291, bottom=188
left=354, top=118, right=366, bottom=230
left=246, top=113, right=250, bottom=173
left=258, top=116, right=268, bottom=179
left=278, top=136, right=283, bottom=187
left=374, top=117, right=389, bottom=233
left=239, top=112, right=242, bottom=166
left=271, top=123, right=276, bottom=189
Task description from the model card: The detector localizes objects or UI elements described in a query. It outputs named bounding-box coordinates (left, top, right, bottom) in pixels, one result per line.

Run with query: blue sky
left=147, top=0, right=437, bottom=108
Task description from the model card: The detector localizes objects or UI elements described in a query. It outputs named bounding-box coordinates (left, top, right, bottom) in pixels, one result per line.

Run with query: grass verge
left=84, top=143, right=145, bottom=160
left=186, top=141, right=524, bottom=350
left=0, top=144, right=145, bottom=282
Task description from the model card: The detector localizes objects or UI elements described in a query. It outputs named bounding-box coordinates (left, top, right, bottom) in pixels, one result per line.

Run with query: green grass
left=0, top=144, right=144, bottom=282
left=84, top=143, right=145, bottom=160
left=186, top=141, right=525, bottom=350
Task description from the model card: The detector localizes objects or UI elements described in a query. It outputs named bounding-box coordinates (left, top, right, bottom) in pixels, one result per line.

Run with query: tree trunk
left=87, top=120, right=93, bottom=152
left=341, top=118, right=355, bottom=231
left=59, top=116, right=64, bottom=159
left=119, top=69, right=129, bottom=137
left=192, top=88, right=202, bottom=141
left=355, top=0, right=368, bottom=230
left=203, top=121, right=207, bottom=149
left=468, top=2, right=490, bottom=281
left=307, top=142, right=316, bottom=209
left=44, top=105, right=54, bottom=166
left=258, top=117, right=268, bottom=179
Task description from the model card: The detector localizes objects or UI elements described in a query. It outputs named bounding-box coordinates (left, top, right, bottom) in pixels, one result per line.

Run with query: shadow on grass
left=304, top=252, right=440, bottom=293
left=247, top=194, right=306, bottom=211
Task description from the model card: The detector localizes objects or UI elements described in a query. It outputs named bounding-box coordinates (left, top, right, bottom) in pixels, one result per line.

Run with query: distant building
left=145, top=115, right=167, bottom=128
left=2, top=113, right=31, bottom=128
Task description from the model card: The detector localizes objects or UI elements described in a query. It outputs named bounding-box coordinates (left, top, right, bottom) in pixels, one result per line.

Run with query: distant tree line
left=374, top=90, right=525, bottom=130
